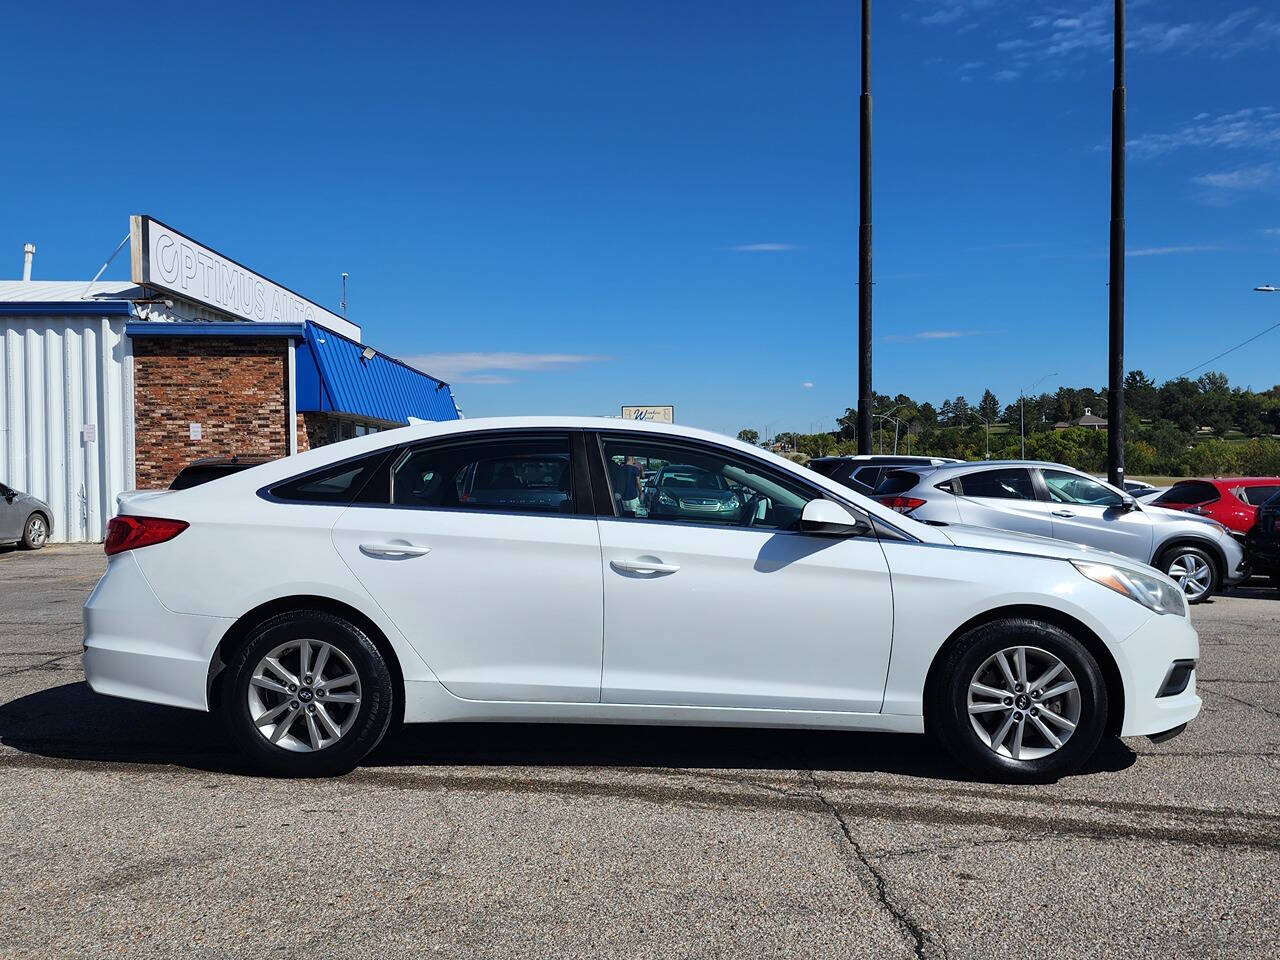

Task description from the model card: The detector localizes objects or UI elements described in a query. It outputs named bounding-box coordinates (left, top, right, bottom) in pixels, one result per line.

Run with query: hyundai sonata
left=84, top=418, right=1200, bottom=780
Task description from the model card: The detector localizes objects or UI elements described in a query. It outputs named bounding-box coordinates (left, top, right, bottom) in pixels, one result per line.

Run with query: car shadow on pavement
left=1, top=681, right=1137, bottom=783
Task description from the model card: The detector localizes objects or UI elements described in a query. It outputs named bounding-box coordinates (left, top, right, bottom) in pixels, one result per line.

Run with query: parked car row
left=803, top=455, right=1280, bottom=604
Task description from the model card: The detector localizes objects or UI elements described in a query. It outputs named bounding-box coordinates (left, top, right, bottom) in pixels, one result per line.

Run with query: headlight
left=1071, top=560, right=1188, bottom=617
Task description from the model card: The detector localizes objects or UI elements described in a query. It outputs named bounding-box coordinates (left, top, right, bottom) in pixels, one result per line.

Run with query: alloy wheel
left=247, top=639, right=362, bottom=752
left=1166, top=552, right=1213, bottom=602
left=967, top=645, right=1081, bottom=761
left=26, top=516, right=47, bottom=547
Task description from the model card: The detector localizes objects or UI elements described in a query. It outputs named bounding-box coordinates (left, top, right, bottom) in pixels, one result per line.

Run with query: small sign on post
left=81, top=423, right=96, bottom=444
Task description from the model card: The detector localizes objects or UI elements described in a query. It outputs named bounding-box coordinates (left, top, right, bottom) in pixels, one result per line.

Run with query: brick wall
left=133, top=336, right=289, bottom=489
left=296, top=412, right=330, bottom=452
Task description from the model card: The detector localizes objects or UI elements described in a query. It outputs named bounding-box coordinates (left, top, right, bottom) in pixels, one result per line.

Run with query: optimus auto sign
left=129, top=215, right=360, bottom=340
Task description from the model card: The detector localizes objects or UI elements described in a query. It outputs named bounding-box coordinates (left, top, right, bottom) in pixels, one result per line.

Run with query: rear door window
left=392, top=435, right=574, bottom=515
left=955, top=468, right=1035, bottom=500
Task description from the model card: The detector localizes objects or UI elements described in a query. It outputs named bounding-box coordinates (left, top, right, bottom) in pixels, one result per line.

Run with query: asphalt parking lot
left=2, top=545, right=1278, bottom=959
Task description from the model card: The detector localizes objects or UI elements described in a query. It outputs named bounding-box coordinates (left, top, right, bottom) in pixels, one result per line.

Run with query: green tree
left=736, top=428, right=759, bottom=445
left=978, top=389, right=1000, bottom=423
left=1186, top=438, right=1240, bottom=476
left=1124, top=370, right=1159, bottom=420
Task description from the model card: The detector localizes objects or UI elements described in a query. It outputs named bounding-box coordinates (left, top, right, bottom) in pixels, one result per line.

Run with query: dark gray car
left=0, top=482, right=52, bottom=549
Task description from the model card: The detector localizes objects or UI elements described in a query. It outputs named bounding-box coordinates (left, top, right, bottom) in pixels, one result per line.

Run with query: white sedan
left=84, top=417, right=1200, bottom=780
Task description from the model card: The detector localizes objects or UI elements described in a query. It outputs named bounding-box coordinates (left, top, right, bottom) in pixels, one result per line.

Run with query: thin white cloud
left=404, top=352, right=609, bottom=384
left=882, top=329, right=990, bottom=343
left=915, top=3, right=1280, bottom=78
left=993, top=69, right=1021, bottom=81
left=1127, top=245, right=1220, bottom=257
left=802, top=382, right=815, bottom=389
left=1261, top=227, right=1280, bottom=236
left=730, top=243, right=795, bottom=252
left=1128, top=107, right=1280, bottom=159
left=1191, top=162, right=1276, bottom=190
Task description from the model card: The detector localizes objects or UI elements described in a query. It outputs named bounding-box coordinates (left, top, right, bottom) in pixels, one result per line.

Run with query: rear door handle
left=1051, top=510, right=1076, bottom=518
left=360, top=542, right=432, bottom=558
left=611, top=558, right=681, bottom=576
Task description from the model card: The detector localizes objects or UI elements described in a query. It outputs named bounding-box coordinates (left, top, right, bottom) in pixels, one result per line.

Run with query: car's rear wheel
left=223, top=610, right=394, bottom=776
left=21, top=513, right=48, bottom=550
left=1158, top=545, right=1218, bottom=604
left=928, top=618, right=1108, bottom=782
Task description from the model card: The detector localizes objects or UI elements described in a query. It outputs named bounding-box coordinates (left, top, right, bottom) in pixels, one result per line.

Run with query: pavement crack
left=1200, top=684, right=1280, bottom=721
left=805, top=769, right=945, bottom=960
left=0, top=653, right=80, bottom=679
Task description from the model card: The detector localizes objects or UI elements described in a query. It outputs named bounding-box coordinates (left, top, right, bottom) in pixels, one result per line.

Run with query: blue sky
left=3, top=1, right=1278, bottom=434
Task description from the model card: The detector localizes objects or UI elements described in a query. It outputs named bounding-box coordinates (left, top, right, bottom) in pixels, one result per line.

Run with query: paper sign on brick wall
left=189, top=422, right=202, bottom=441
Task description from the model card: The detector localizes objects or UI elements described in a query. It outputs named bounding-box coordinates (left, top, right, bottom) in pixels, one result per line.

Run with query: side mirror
left=1121, top=496, right=1138, bottom=512
left=801, top=499, right=871, bottom=536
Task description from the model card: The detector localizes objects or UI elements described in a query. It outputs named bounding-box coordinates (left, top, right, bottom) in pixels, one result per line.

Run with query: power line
left=1173, top=316, right=1280, bottom=380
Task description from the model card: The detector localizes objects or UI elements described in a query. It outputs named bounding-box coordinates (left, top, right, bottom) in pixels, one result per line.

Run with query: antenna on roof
left=341, top=272, right=349, bottom=320
left=80, top=233, right=130, bottom=300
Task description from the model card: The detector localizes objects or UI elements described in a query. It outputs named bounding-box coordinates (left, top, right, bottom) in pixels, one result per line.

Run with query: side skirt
left=403, top=680, right=925, bottom=733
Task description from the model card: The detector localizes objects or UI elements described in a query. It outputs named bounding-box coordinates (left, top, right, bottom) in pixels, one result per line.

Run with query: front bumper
left=83, top=552, right=232, bottom=712
left=1116, top=611, right=1201, bottom=738
left=1220, top=535, right=1248, bottom=586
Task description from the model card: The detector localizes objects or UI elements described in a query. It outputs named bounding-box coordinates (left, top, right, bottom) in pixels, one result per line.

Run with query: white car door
left=952, top=467, right=1056, bottom=537
left=330, top=431, right=604, bottom=702
left=594, top=433, right=894, bottom=713
left=1040, top=468, right=1154, bottom=562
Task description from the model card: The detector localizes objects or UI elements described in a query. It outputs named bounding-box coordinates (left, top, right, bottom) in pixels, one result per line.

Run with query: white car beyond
left=84, top=417, right=1200, bottom=780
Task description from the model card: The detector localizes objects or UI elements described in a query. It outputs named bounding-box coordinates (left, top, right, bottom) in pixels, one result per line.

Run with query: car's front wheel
left=1158, top=545, right=1218, bottom=604
left=928, top=618, right=1108, bottom=782
left=21, top=513, right=48, bottom=549
left=223, top=610, right=394, bottom=776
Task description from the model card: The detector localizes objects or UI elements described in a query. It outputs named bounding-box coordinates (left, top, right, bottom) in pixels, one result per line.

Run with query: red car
left=1149, top=477, right=1280, bottom=536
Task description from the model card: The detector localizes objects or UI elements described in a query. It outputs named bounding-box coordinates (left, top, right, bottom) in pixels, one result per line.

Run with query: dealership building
left=0, top=216, right=459, bottom=542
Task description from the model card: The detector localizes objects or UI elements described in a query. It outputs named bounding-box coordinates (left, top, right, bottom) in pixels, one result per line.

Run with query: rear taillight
left=104, top=516, right=189, bottom=556
left=877, top=496, right=926, bottom=515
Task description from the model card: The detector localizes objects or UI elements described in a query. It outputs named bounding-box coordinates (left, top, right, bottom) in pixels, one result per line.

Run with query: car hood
left=1140, top=504, right=1226, bottom=528
left=938, top=522, right=1143, bottom=569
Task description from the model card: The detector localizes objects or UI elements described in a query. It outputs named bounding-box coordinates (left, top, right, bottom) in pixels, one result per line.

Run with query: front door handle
left=360, top=542, right=432, bottom=558
left=611, top=558, right=681, bottom=576
left=1051, top=510, right=1076, bottom=518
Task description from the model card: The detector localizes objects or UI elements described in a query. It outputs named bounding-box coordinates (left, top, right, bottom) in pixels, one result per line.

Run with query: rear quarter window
left=1242, top=485, right=1280, bottom=506
left=266, top=450, right=393, bottom=505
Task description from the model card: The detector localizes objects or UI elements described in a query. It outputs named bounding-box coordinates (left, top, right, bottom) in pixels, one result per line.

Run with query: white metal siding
left=0, top=316, right=133, bottom=542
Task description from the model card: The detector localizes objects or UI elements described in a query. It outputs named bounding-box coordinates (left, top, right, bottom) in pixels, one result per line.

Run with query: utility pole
left=857, top=0, right=874, bottom=454
left=1107, top=0, right=1126, bottom=486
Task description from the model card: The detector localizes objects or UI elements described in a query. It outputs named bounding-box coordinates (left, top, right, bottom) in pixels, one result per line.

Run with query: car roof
left=1197, top=476, right=1280, bottom=485
left=152, top=415, right=956, bottom=545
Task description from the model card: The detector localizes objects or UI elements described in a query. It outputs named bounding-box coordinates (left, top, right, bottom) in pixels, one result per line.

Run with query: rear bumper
left=82, top=552, right=231, bottom=712
left=1116, top=612, right=1201, bottom=738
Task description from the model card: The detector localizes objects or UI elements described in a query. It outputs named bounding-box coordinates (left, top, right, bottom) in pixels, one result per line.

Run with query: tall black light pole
left=1107, top=0, right=1126, bottom=487
left=857, top=0, right=874, bottom=454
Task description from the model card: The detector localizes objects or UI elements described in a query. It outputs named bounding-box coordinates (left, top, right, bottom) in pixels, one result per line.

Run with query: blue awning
left=296, top=323, right=459, bottom=424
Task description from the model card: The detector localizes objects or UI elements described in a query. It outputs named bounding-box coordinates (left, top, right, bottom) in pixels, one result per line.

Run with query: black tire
left=927, top=618, right=1108, bottom=783
left=222, top=610, right=394, bottom=777
left=20, top=513, right=48, bottom=550
left=1156, top=544, right=1219, bottom=604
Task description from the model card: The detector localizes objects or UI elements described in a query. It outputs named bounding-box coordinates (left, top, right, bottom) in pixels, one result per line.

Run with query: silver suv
left=875, top=460, right=1246, bottom=603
